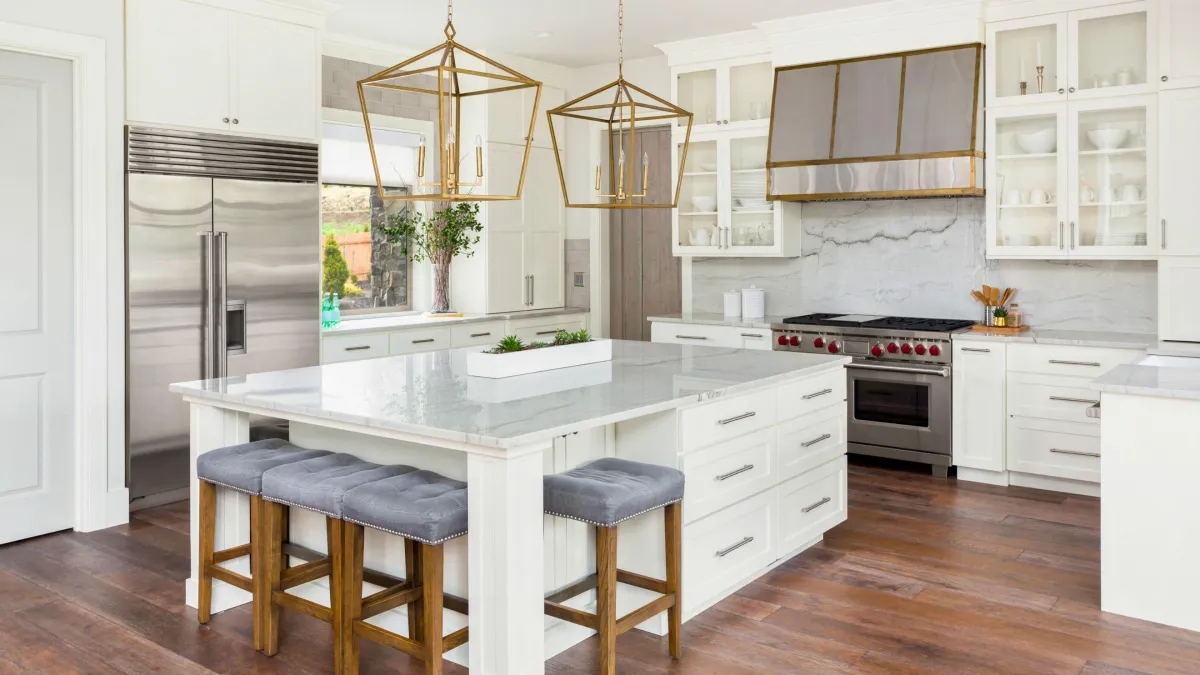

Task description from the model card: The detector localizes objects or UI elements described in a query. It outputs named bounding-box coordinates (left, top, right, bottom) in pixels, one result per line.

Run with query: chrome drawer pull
left=1049, top=448, right=1100, bottom=458
left=470, top=332, right=492, bottom=338
left=961, top=347, right=991, bottom=353
left=1086, top=403, right=1101, bottom=420
left=344, top=345, right=371, bottom=351
left=1049, top=360, right=1101, bottom=367
left=676, top=334, right=708, bottom=340
left=714, top=464, right=754, bottom=481
left=412, top=338, right=436, bottom=344
left=802, top=433, right=832, bottom=448
left=537, top=329, right=563, bottom=336
left=740, top=333, right=764, bottom=338
left=717, top=412, right=756, bottom=425
left=1049, top=396, right=1101, bottom=405
left=715, top=536, right=754, bottom=558
left=802, top=388, right=833, bottom=400
left=802, top=497, right=832, bottom=513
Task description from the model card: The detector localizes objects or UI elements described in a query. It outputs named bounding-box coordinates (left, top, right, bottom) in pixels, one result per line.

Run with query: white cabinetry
left=126, top=0, right=319, bottom=140
left=1159, top=0, right=1200, bottom=90
left=1159, top=258, right=1200, bottom=342
left=951, top=339, right=1007, bottom=474
left=488, top=84, right=565, bottom=148
left=1158, top=88, right=1200, bottom=255
left=649, top=322, right=771, bottom=350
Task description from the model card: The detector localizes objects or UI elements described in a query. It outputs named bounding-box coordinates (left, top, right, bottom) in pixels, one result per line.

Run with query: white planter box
left=466, top=339, right=613, bottom=379
left=468, top=361, right=613, bottom=402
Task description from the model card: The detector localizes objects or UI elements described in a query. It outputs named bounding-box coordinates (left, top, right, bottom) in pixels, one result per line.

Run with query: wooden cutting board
left=971, top=324, right=1031, bottom=334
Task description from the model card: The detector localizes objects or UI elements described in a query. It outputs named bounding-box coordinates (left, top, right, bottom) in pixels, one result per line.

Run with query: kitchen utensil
left=1003, top=189, right=1025, bottom=206
left=724, top=290, right=741, bottom=318
left=984, top=305, right=999, bottom=327
left=1086, top=128, right=1129, bottom=150
left=741, top=285, right=765, bottom=319
left=691, top=195, right=717, bottom=212
left=1016, top=128, right=1057, bottom=154
left=971, top=290, right=988, bottom=305
left=1028, top=188, right=1052, bottom=205
left=688, top=225, right=713, bottom=247
left=1000, top=287, right=1014, bottom=306
left=1120, top=184, right=1143, bottom=202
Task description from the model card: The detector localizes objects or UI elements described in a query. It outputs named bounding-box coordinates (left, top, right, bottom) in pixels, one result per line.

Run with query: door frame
left=0, top=21, right=122, bottom=532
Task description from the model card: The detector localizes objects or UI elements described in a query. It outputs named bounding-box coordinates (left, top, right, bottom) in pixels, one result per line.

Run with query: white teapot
left=688, top=225, right=713, bottom=247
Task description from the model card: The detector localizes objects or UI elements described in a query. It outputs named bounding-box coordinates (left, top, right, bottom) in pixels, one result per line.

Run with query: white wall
left=0, top=0, right=127, bottom=494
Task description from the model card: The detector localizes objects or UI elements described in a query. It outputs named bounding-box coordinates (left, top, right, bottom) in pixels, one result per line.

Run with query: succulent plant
left=492, top=335, right=526, bottom=353
left=993, top=307, right=1009, bottom=318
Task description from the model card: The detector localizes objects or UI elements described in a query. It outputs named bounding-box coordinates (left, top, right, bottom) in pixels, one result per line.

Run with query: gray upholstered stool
left=543, top=458, right=686, bottom=675
left=339, top=470, right=470, bottom=675
left=194, top=439, right=331, bottom=650
left=257, top=453, right=417, bottom=671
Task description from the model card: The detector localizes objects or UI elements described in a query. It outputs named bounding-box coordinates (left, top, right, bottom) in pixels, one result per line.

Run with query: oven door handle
left=844, top=363, right=950, bottom=378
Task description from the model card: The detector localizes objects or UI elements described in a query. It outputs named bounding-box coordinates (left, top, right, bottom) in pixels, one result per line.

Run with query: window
left=320, top=118, right=424, bottom=314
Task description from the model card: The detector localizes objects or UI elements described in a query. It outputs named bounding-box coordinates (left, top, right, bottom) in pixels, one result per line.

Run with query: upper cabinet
left=988, top=2, right=1152, bottom=108
left=127, top=0, right=320, bottom=141
left=674, top=57, right=774, bottom=134
left=1159, top=88, right=1200, bottom=256
left=488, top=84, right=566, bottom=149
left=1159, top=0, right=1200, bottom=89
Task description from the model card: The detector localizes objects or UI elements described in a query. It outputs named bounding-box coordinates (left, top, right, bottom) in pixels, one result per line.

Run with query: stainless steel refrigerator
left=126, top=127, right=320, bottom=502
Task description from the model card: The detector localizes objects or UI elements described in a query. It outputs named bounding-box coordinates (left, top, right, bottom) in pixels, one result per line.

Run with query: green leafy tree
left=322, top=234, right=350, bottom=296
left=381, top=202, right=483, bottom=266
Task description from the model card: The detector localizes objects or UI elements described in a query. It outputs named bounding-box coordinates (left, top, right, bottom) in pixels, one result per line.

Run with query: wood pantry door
left=0, top=49, right=76, bottom=543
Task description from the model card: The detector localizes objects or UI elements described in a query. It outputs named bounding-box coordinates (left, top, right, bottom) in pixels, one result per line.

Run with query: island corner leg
left=185, top=402, right=252, bottom=614
left=466, top=443, right=549, bottom=675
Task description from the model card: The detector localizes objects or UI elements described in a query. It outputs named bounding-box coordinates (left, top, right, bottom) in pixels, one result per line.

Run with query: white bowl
left=1015, top=128, right=1057, bottom=154
left=691, top=196, right=717, bottom=212
left=698, top=162, right=717, bottom=172
left=1086, top=128, right=1129, bottom=151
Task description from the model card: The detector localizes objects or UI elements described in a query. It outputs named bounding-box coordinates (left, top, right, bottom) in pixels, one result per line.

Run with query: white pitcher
left=689, top=225, right=713, bottom=247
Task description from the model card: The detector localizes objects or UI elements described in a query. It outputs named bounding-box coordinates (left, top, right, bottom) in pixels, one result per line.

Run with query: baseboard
left=77, top=488, right=130, bottom=533
left=956, top=467, right=1011, bottom=487
left=1009, top=472, right=1100, bottom=497
left=129, top=486, right=189, bottom=512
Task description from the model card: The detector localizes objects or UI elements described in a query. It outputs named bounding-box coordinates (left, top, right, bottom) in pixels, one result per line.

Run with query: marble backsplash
left=691, top=198, right=1157, bottom=333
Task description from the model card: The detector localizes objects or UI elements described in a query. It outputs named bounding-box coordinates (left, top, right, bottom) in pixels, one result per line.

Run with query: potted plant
left=467, top=329, right=613, bottom=378
left=992, top=306, right=1009, bottom=327
left=382, top=201, right=483, bottom=316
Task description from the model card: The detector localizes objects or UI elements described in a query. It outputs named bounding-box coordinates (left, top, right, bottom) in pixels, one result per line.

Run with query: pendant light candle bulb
left=475, top=135, right=483, bottom=178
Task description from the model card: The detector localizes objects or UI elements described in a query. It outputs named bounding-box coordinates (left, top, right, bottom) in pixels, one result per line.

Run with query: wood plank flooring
left=2, top=459, right=1199, bottom=674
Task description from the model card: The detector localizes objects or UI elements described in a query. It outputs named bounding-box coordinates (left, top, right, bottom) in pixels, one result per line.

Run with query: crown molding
left=655, top=30, right=767, bottom=66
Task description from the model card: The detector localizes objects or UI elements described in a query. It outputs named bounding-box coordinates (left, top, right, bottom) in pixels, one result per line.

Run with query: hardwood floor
left=2, top=459, right=1199, bottom=674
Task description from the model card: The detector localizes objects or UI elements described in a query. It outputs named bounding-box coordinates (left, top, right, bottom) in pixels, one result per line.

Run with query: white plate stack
left=732, top=171, right=772, bottom=212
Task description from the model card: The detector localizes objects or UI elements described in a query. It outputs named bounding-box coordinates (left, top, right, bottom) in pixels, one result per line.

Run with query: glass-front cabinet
left=988, top=1, right=1152, bottom=107
left=673, top=57, right=774, bottom=133
left=987, top=105, right=1067, bottom=255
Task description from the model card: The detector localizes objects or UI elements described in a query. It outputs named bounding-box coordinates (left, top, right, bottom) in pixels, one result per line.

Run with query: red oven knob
left=929, top=344, right=942, bottom=357
left=778, top=335, right=788, bottom=346
left=914, top=344, right=927, bottom=355
left=789, top=335, right=800, bottom=346
left=813, top=337, right=825, bottom=348
left=900, top=343, right=913, bottom=354
left=870, top=344, right=883, bottom=357
left=887, top=342, right=899, bottom=354
left=827, top=341, right=841, bottom=354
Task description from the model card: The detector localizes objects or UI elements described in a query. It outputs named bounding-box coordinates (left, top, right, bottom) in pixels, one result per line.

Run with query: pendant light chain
left=444, top=0, right=455, bottom=39
left=617, top=0, right=624, bottom=80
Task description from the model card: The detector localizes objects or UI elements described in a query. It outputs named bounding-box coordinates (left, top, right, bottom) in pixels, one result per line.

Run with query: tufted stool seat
left=261, top=453, right=417, bottom=518
left=343, top=470, right=468, bottom=546
left=197, top=438, right=331, bottom=495
left=543, top=458, right=686, bottom=675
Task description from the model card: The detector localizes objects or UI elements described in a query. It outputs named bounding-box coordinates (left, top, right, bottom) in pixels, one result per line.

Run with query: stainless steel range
left=771, top=313, right=975, bottom=477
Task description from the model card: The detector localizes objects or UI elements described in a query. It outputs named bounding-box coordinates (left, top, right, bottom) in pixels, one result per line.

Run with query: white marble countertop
left=171, top=340, right=850, bottom=449
left=954, top=328, right=1155, bottom=350
left=1092, top=358, right=1200, bottom=401
left=323, top=307, right=589, bottom=336
left=646, top=312, right=786, bottom=329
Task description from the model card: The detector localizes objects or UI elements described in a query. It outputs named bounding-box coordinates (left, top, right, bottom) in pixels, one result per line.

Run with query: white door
left=527, top=231, right=564, bottom=310
left=952, top=341, right=1007, bottom=472
left=0, top=50, right=76, bottom=544
left=1159, top=88, right=1200, bottom=255
left=487, top=231, right=526, bottom=313
left=1159, top=0, right=1200, bottom=89
left=231, top=11, right=317, bottom=140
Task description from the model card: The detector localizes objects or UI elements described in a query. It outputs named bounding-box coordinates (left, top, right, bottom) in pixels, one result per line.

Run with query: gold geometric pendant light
left=357, top=0, right=543, bottom=202
left=546, top=0, right=693, bottom=209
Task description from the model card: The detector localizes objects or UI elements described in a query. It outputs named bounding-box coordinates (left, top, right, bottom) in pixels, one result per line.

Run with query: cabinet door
left=230, top=12, right=318, bottom=140
left=529, top=86, right=565, bottom=149
left=1160, top=0, right=1200, bottom=89
left=674, top=137, right=721, bottom=255
left=1067, top=2, right=1153, bottom=100
left=488, top=86, right=527, bottom=146
left=1159, top=258, right=1200, bottom=342
left=952, top=341, right=1006, bottom=472
left=523, top=147, right=563, bottom=231
left=986, top=14, right=1069, bottom=107
left=726, top=60, right=774, bottom=130
left=1159, top=89, right=1200, bottom=255
left=527, top=231, right=564, bottom=310
left=986, top=104, right=1068, bottom=257
left=127, top=0, right=230, bottom=132
left=487, top=231, right=526, bottom=313
left=675, top=66, right=719, bottom=131
left=486, top=143, right=524, bottom=230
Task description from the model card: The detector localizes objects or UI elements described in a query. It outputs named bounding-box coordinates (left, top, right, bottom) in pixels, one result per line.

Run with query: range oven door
left=845, top=361, right=951, bottom=456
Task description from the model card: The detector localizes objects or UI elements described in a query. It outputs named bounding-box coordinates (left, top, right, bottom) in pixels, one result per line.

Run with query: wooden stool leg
left=328, top=518, right=345, bottom=673
left=197, top=480, right=216, bottom=625
left=260, top=500, right=285, bottom=656
left=596, top=526, right=618, bottom=675
left=664, top=502, right=683, bottom=659
left=341, top=523, right=365, bottom=675
left=405, top=538, right=425, bottom=642
left=420, top=543, right=445, bottom=675
left=249, top=495, right=264, bottom=650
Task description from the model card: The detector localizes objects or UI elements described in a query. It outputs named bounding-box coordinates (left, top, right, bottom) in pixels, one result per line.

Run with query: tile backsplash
left=691, top=198, right=1157, bottom=333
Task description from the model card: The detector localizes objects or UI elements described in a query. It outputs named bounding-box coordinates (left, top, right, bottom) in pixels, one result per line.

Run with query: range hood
left=767, top=43, right=984, bottom=201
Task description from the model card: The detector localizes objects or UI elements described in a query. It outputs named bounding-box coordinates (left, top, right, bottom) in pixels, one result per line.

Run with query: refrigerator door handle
left=215, top=231, right=229, bottom=378
left=200, top=231, right=217, bottom=380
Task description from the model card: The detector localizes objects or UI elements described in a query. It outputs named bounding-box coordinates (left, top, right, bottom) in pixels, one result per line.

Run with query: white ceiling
left=327, top=0, right=890, bottom=68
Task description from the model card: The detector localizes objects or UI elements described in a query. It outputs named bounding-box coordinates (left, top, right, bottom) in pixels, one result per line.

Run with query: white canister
left=723, top=290, right=741, bottom=318
left=741, top=285, right=766, bottom=319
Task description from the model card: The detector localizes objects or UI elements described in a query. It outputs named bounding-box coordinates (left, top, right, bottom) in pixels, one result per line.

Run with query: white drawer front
left=736, top=328, right=773, bottom=351
left=777, top=456, right=848, bottom=555
left=650, top=322, right=741, bottom=348
left=680, top=388, right=776, bottom=452
left=322, top=332, right=390, bottom=363
left=513, top=321, right=586, bottom=345
left=776, top=369, right=846, bottom=422
left=451, top=321, right=506, bottom=348
left=683, top=490, right=775, bottom=615
left=1007, top=343, right=1140, bottom=378
left=1007, top=416, right=1100, bottom=483
left=682, top=428, right=776, bottom=523
left=777, top=406, right=847, bottom=485
left=1007, top=372, right=1102, bottom=426
left=389, top=327, right=452, bottom=355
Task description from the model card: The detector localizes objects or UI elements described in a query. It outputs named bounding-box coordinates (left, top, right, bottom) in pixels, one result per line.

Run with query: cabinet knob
left=1068, top=87, right=1076, bottom=93
left=1162, top=75, right=1169, bottom=82
left=233, top=119, right=239, bottom=125
left=1058, top=88, right=1065, bottom=94
left=222, top=117, right=230, bottom=123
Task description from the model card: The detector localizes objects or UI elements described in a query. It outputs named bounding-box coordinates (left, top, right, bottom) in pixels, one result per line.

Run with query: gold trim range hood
left=766, top=43, right=984, bottom=201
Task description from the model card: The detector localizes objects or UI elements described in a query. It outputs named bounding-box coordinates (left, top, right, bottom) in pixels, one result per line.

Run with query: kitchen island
left=170, top=340, right=850, bottom=674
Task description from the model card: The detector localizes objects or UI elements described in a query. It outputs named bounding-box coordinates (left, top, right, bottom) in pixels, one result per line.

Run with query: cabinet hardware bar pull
left=714, top=464, right=754, bottom=481
left=1049, top=396, right=1101, bottom=405
left=717, top=412, right=756, bottom=425
left=1086, top=403, right=1101, bottom=419
left=1049, top=448, right=1100, bottom=458
left=740, top=333, right=763, bottom=338
left=1059, top=222, right=1064, bottom=250
left=1049, top=360, right=1101, bottom=367
left=470, top=332, right=492, bottom=338
left=962, top=347, right=991, bottom=353
left=846, top=363, right=950, bottom=377
left=802, top=496, right=832, bottom=513
left=537, top=329, right=563, bottom=336
left=715, top=536, right=754, bottom=558
left=412, top=338, right=436, bottom=344
left=802, top=388, right=833, bottom=400
left=1070, top=221, right=1076, bottom=250
left=345, top=346, right=371, bottom=351
left=1162, top=218, right=1167, bottom=249
left=802, top=433, right=832, bottom=448
left=675, top=335, right=708, bottom=340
